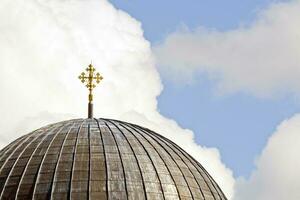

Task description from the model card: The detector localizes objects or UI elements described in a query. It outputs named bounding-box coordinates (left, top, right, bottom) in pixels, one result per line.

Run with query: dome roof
left=0, top=118, right=227, bottom=200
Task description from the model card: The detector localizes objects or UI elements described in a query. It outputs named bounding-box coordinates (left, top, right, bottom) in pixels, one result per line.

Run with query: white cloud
left=0, top=0, right=234, bottom=198
left=234, top=114, right=300, bottom=200
left=155, top=1, right=300, bottom=199
left=154, top=0, right=300, bottom=97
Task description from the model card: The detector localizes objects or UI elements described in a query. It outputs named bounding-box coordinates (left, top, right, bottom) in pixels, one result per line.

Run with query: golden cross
left=78, top=63, right=103, bottom=118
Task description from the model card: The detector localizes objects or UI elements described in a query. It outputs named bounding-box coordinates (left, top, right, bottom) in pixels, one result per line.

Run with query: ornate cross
left=78, top=63, right=103, bottom=118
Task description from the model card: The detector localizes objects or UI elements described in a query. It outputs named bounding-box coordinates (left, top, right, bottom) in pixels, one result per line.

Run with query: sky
left=110, top=0, right=300, bottom=198
left=109, top=0, right=279, bottom=41
left=110, top=0, right=299, bottom=176
left=1, top=0, right=300, bottom=199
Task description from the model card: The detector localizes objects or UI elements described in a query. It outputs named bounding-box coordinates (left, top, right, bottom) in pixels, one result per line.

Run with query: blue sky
left=109, top=0, right=299, bottom=178
left=2, top=0, right=300, bottom=198
left=109, top=0, right=281, bottom=42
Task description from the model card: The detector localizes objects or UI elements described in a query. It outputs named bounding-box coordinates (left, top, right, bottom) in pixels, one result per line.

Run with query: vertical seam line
left=105, top=119, right=148, bottom=200
left=15, top=127, right=53, bottom=199
left=0, top=131, right=40, bottom=188
left=116, top=122, right=166, bottom=200
left=133, top=124, right=206, bottom=200
left=0, top=135, right=28, bottom=164
left=68, top=119, right=86, bottom=200
left=31, top=123, right=69, bottom=198
left=103, top=120, right=129, bottom=200
left=132, top=123, right=205, bottom=200
left=49, top=121, right=77, bottom=199
left=0, top=130, right=45, bottom=199
left=87, top=123, right=91, bottom=200
left=123, top=122, right=186, bottom=200
left=146, top=127, right=224, bottom=199
left=94, top=118, right=108, bottom=200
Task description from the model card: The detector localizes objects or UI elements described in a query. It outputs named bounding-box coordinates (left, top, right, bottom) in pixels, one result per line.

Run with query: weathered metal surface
left=0, top=119, right=227, bottom=200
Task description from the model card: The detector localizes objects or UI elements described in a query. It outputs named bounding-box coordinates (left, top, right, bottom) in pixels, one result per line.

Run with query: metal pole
left=88, top=102, right=93, bottom=118
left=88, top=92, right=93, bottom=118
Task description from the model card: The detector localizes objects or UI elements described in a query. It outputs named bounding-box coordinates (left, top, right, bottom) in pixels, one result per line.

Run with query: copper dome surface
left=0, top=118, right=227, bottom=200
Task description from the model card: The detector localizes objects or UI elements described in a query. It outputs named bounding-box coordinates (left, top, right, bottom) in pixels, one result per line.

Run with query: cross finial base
left=88, top=102, right=93, bottom=118
left=78, top=63, right=103, bottom=119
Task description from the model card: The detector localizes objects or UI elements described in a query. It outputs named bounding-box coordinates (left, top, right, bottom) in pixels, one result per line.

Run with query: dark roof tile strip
left=15, top=126, right=55, bottom=199
left=131, top=123, right=206, bottom=200
left=32, top=122, right=70, bottom=198
left=123, top=122, right=189, bottom=200
left=103, top=120, right=129, bottom=200
left=105, top=119, right=147, bottom=200
left=69, top=120, right=86, bottom=199
left=145, top=126, right=226, bottom=199
left=0, top=128, right=45, bottom=196
left=49, top=121, right=77, bottom=198
left=94, top=118, right=109, bottom=200
left=0, top=129, right=46, bottom=199
left=117, top=123, right=166, bottom=200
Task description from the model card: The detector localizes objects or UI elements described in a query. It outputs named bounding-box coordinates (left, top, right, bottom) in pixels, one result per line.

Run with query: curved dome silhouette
left=0, top=118, right=227, bottom=200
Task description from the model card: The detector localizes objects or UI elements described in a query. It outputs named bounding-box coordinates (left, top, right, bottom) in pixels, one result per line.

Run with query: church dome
left=0, top=118, right=227, bottom=200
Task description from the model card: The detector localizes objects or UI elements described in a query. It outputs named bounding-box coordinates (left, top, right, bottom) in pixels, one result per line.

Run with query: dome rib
left=16, top=124, right=59, bottom=199
left=149, top=126, right=225, bottom=199
left=0, top=130, right=38, bottom=178
left=157, top=127, right=227, bottom=199
left=32, top=122, right=73, bottom=199
left=179, top=146, right=223, bottom=199
left=0, top=126, right=56, bottom=199
left=115, top=121, right=168, bottom=199
left=49, top=122, right=78, bottom=198
left=122, top=119, right=185, bottom=199
left=0, top=135, right=25, bottom=162
left=133, top=123, right=217, bottom=199
left=87, top=123, right=92, bottom=199
left=95, top=119, right=109, bottom=199
left=120, top=121, right=190, bottom=199
left=100, top=119, right=159, bottom=199
left=69, top=120, right=90, bottom=199
left=103, top=119, right=148, bottom=200
left=127, top=122, right=205, bottom=199
left=120, top=120, right=224, bottom=200
left=15, top=126, right=56, bottom=197
left=0, top=118, right=227, bottom=200
left=0, top=129, right=43, bottom=199
left=103, top=120, right=129, bottom=199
